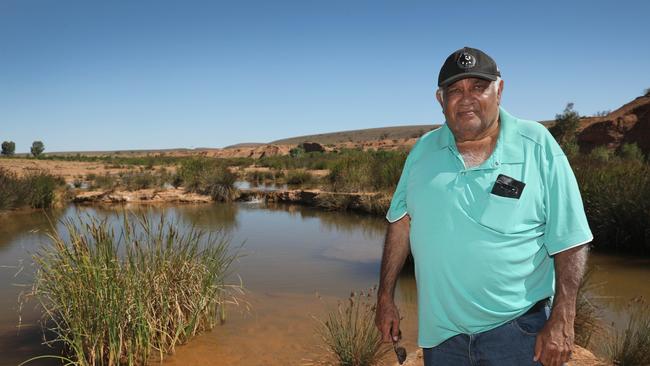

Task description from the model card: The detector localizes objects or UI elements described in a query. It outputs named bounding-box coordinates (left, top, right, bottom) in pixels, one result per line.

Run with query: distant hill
left=42, top=148, right=194, bottom=157
left=223, top=142, right=267, bottom=149
left=270, top=125, right=438, bottom=145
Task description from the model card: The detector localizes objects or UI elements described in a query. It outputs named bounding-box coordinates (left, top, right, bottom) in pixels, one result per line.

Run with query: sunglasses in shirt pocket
left=478, top=175, right=526, bottom=234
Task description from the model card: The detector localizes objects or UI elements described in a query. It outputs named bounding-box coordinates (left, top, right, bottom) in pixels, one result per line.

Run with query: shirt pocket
left=478, top=193, right=522, bottom=233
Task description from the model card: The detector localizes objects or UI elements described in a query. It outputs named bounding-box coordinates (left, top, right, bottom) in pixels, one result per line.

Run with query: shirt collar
left=435, top=106, right=524, bottom=164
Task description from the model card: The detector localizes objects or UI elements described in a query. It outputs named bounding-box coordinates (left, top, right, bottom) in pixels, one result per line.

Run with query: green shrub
left=549, top=103, right=580, bottom=149
left=286, top=169, right=313, bottom=185
left=619, top=143, right=646, bottom=162
left=314, top=289, right=389, bottom=366
left=90, top=173, right=117, bottom=190
left=245, top=170, right=275, bottom=183
left=327, top=150, right=406, bottom=192
left=0, top=168, right=21, bottom=210
left=122, top=171, right=159, bottom=190
left=572, top=155, right=650, bottom=253
left=201, top=166, right=238, bottom=201
left=0, top=169, right=61, bottom=210
left=589, top=146, right=613, bottom=162
left=177, top=158, right=237, bottom=201
left=607, top=297, right=650, bottom=366
left=574, top=268, right=604, bottom=347
left=21, top=171, right=58, bottom=208
left=25, top=213, right=242, bottom=366
left=563, top=140, right=580, bottom=158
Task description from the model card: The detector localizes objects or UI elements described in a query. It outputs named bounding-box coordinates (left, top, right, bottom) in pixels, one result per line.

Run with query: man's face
left=436, top=77, right=504, bottom=142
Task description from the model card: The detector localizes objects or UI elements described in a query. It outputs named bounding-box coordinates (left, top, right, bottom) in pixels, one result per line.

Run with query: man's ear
left=436, top=89, right=444, bottom=109
left=496, top=79, right=504, bottom=104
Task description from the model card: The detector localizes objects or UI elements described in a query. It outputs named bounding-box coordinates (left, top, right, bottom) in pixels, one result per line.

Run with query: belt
left=522, top=298, right=550, bottom=316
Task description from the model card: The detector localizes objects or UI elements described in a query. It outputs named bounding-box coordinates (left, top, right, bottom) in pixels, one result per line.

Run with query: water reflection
left=0, top=203, right=648, bottom=365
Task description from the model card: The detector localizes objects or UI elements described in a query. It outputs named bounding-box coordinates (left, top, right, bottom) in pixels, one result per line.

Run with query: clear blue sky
left=1, top=0, right=649, bottom=153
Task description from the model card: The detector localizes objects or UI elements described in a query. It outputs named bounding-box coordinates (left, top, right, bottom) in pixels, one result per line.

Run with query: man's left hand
left=533, top=316, right=574, bottom=366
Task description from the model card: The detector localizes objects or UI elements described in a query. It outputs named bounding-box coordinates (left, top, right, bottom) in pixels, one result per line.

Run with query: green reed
left=607, top=297, right=650, bottom=366
left=574, top=268, right=605, bottom=348
left=25, top=212, right=242, bottom=366
left=0, top=168, right=62, bottom=210
left=314, top=289, right=390, bottom=366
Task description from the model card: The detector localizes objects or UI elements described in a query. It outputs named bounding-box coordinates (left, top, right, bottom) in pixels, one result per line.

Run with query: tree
left=31, top=141, right=45, bottom=157
left=1, top=141, right=15, bottom=156
left=549, top=103, right=580, bottom=150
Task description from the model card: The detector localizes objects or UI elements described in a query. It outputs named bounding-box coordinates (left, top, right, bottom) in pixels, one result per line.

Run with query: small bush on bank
left=589, top=146, right=613, bottom=162
left=574, top=268, right=604, bottom=348
left=90, top=173, right=118, bottom=190
left=0, top=168, right=62, bottom=210
left=327, top=150, right=406, bottom=193
left=22, top=171, right=60, bottom=208
left=314, top=288, right=389, bottom=366
left=619, top=143, right=646, bottom=162
left=286, top=169, right=313, bottom=185
left=121, top=170, right=161, bottom=190
left=177, top=158, right=237, bottom=201
left=607, top=297, right=650, bottom=366
left=245, top=170, right=275, bottom=184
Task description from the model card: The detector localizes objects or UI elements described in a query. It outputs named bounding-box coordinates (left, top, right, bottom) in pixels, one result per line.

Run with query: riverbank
left=398, top=346, right=610, bottom=366
left=72, top=186, right=392, bottom=216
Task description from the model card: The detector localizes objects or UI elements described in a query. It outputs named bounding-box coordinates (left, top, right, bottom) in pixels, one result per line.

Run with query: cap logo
left=457, top=52, right=476, bottom=69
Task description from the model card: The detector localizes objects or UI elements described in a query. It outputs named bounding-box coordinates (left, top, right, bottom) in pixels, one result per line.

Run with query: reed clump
left=177, top=158, right=237, bottom=201
left=26, top=213, right=242, bottom=366
left=0, top=168, right=63, bottom=210
left=574, top=268, right=605, bottom=348
left=327, top=150, right=406, bottom=193
left=314, top=289, right=389, bottom=366
left=286, top=169, right=314, bottom=185
left=606, top=297, right=650, bottom=366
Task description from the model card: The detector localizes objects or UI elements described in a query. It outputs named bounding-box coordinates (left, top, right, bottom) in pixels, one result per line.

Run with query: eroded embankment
left=73, top=187, right=392, bottom=216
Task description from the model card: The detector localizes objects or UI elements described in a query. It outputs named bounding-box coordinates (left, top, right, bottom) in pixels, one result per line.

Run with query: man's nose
left=459, top=88, right=474, bottom=105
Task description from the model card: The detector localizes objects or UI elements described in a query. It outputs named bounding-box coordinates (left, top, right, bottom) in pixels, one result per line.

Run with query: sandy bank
left=398, top=345, right=610, bottom=366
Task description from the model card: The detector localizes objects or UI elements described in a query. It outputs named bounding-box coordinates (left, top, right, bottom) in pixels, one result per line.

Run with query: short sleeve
left=542, top=152, right=593, bottom=255
left=386, top=154, right=412, bottom=223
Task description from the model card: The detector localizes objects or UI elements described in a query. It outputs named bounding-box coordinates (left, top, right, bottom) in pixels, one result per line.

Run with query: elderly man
left=375, top=47, right=592, bottom=366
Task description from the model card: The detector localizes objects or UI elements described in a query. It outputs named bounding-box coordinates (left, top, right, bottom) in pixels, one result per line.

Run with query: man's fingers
left=380, top=321, right=392, bottom=343
left=391, top=318, right=400, bottom=342
left=533, top=335, right=542, bottom=361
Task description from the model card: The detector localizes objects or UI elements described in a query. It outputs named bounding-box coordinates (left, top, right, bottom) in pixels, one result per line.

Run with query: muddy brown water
left=0, top=203, right=648, bottom=365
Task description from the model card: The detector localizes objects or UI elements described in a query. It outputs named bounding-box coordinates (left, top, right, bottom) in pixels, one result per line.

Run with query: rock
left=74, top=188, right=212, bottom=204
left=577, top=95, right=650, bottom=154
left=299, top=142, right=325, bottom=153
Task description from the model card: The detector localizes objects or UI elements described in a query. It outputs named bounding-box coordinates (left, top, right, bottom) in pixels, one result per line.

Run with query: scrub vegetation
left=552, top=103, right=649, bottom=255
left=0, top=168, right=64, bottom=210
left=326, top=150, right=406, bottom=193
left=24, top=213, right=242, bottom=366
left=571, top=149, right=649, bottom=254
left=313, top=289, right=389, bottom=366
left=176, top=158, right=238, bottom=201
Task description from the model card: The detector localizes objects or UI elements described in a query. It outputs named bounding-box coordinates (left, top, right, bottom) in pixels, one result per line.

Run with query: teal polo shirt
left=386, top=107, right=593, bottom=348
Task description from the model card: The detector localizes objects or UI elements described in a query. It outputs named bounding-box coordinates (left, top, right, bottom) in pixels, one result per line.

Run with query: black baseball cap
left=437, top=47, right=501, bottom=87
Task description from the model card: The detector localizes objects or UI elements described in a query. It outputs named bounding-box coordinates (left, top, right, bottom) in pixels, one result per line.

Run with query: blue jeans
left=423, top=305, right=551, bottom=366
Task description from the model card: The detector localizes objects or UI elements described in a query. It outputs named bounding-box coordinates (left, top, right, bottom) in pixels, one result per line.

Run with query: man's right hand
left=375, top=296, right=401, bottom=343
